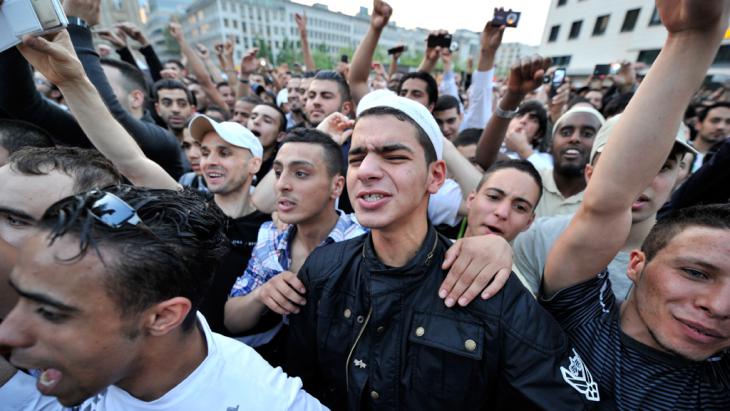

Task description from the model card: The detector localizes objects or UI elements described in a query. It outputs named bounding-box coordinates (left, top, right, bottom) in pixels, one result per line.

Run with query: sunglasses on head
left=88, top=191, right=142, bottom=229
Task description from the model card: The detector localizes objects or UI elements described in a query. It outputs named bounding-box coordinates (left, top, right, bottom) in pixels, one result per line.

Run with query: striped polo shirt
left=541, top=271, right=729, bottom=410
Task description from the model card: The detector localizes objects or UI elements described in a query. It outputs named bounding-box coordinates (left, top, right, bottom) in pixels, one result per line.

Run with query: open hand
left=17, top=30, right=85, bottom=88
left=96, top=27, right=127, bottom=49
left=439, top=234, right=513, bottom=306
left=116, top=22, right=149, bottom=47
left=316, top=112, right=354, bottom=145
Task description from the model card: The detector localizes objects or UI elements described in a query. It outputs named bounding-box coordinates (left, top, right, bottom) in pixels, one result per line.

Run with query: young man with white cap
left=188, top=114, right=272, bottom=335
left=513, top=114, right=695, bottom=299
left=475, top=71, right=606, bottom=218
left=285, top=90, right=599, bottom=410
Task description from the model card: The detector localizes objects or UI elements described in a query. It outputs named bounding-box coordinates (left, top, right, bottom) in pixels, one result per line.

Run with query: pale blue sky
left=292, top=0, right=551, bottom=45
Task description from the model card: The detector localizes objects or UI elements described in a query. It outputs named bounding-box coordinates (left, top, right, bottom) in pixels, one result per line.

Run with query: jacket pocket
left=405, top=311, right=486, bottom=407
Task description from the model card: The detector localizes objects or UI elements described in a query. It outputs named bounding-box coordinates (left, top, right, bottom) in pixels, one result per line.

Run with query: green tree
left=312, top=43, right=333, bottom=69
left=276, top=37, right=302, bottom=66
left=255, top=37, right=274, bottom=63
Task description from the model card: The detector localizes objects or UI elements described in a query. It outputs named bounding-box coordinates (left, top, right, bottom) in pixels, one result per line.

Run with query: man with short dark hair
left=692, top=101, right=730, bottom=170
left=162, top=58, right=187, bottom=81
left=225, top=128, right=365, bottom=364
left=0, top=147, right=123, bottom=317
left=398, top=71, right=439, bottom=111
left=285, top=90, right=599, bottom=410
left=304, top=71, right=353, bottom=127
left=463, top=159, right=542, bottom=243
left=232, top=95, right=262, bottom=126
left=216, top=81, right=236, bottom=111
left=433, top=95, right=462, bottom=140
left=0, top=186, right=326, bottom=410
left=0, top=119, right=54, bottom=166
left=247, top=103, right=288, bottom=184
left=153, top=79, right=195, bottom=141
left=453, top=128, right=483, bottom=170
left=285, top=74, right=307, bottom=128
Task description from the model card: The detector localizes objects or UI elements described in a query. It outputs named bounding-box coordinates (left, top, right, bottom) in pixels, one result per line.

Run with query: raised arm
left=216, top=39, right=237, bottom=91
left=387, top=45, right=403, bottom=79
left=348, top=0, right=392, bottom=107
left=169, top=22, right=230, bottom=116
left=543, top=0, right=730, bottom=295
left=461, top=20, right=504, bottom=130
left=235, top=47, right=259, bottom=99
left=18, top=30, right=180, bottom=190
left=475, top=56, right=551, bottom=170
left=295, top=13, right=315, bottom=72
left=442, top=138, right=481, bottom=198
left=195, top=43, right=224, bottom=84
left=417, top=30, right=446, bottom=74
left=117, top=22, right=164, bottom=82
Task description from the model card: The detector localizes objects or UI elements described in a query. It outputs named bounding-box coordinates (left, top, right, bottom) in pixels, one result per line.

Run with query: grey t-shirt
left=513, top=214, right=632, bottom=300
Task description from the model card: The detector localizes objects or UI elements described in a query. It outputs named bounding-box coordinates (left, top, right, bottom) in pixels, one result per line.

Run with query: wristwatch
left=238, top=77, right=250, bottom=84
left=66, top=16, right=90, bottom=29
left=494, top=101, right=520, bottom=119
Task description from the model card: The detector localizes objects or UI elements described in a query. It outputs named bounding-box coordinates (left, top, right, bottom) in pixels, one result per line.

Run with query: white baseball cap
left=188, top=114, right=263, bottom=158
left=356, top=89, right=444, bottom=160
left=590, top=113, right=697, bottom=164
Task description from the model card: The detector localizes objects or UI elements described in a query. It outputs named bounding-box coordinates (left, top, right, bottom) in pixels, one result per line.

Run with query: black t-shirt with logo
left=540, top=272, right=730, bottom=410
left=199, top=210, right=271, bottom=336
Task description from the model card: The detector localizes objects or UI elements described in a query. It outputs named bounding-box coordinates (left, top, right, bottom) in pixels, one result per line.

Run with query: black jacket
left=286, top=226, right=596, bottom=411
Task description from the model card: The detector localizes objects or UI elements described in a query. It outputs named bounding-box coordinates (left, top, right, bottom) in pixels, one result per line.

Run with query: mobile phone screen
left=552, top=69, right=566, bottom=88
left=30, top=0, right=61, bottom=30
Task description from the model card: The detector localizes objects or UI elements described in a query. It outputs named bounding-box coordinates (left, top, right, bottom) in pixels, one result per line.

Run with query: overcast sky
left=292, top=0, right=551, bottom=45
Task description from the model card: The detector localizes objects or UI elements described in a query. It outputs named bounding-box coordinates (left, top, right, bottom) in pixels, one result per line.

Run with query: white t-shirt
left=0, top=313, right=327, bottom=411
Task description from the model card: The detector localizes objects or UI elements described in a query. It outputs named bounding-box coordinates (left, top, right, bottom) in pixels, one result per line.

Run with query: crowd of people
left=0, top=0, right=728, bottom=409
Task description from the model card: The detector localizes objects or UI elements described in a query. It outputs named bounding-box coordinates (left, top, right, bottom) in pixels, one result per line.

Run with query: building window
left=548, top=25, right=560, bottom=42
left=233, top=20, right=238, bottom=29
left=568, top=20, right=582, bottom=39
left=649, top=7, right=661, bottom=26
left=714, top=44, right=730, bottom=64
left=224, top=18, right=229, bottom=28
left=621, top=8, right=641, bottom=32
left=592, top=15, right=609, bottom=36
left=551, top=55, right=572, bottom=66
left=557, top=0, right=567, bottom=6
left=637, top=49, right=661, bottom=65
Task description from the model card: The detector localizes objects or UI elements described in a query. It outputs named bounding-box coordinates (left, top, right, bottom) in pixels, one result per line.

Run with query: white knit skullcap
left=356, top=89, right=443, bottom=160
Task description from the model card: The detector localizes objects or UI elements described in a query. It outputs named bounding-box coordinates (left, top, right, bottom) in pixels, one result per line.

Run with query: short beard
left=555, top=162, right=585, bottom=177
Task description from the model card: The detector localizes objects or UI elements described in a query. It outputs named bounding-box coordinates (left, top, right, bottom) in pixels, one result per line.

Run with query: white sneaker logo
left=560, top=349, right=600, bottom=401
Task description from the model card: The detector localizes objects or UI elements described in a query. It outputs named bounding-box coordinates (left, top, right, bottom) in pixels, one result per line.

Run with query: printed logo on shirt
left=560, top=349, right=600, bottom=401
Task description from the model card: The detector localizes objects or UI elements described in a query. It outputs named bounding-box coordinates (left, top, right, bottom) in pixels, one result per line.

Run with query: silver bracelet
left=494, top=101, right=520, bottom=119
